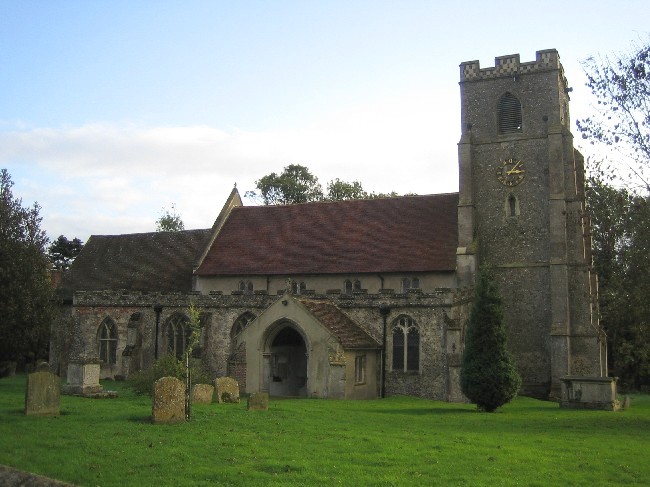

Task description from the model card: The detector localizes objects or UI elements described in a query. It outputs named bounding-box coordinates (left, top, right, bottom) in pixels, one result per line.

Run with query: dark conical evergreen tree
left=460, top=270, right=521, bottom=412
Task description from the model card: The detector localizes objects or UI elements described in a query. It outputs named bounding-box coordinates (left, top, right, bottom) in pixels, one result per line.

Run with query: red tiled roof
left=196, top=193, right=458, bottom=276
left=299, top=299, right=380, bottom=349
left=60, top=229, right=211, bottom=294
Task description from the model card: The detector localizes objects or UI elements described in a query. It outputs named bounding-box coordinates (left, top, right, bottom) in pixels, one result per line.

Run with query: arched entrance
left=263, top=324, right=308, bottom=397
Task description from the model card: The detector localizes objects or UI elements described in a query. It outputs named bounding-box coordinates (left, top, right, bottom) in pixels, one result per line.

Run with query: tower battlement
left=460, top=49, right=562, bottom=82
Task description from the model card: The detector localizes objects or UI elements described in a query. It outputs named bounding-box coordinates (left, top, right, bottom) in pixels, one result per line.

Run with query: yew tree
left=460, top=270, right=521, bottom=412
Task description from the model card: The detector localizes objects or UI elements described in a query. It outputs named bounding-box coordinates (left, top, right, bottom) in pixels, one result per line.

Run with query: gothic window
left=506, top=194, right=520, bottom=217
left=344, top=279, right=362, bottom=294
left=166, top=314, right=190, bottom=359
left=344, top=279, right=352, bottom=294
left=401, top=277, right=420, bottom=292
left=498, top=92, right=522, bottom=134
left=355, top=354, right=366, bottom=384
left=238, top=280, right=254, bottom=295
left=231, top=311, right=256, bottom=339
left=392, top=316, right=420, bottom=372
left=291, top=280, right=307, bottom=295
left=97, top=318, right=117, bottom=365
left=401, top=278, right=410, bottom=292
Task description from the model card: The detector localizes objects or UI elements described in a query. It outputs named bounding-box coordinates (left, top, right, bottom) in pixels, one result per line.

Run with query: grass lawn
left=1, top=375, right=649, bottom=486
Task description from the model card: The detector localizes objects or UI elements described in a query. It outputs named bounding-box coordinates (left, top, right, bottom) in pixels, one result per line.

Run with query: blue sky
left=1, top=1, right=648, bottom=242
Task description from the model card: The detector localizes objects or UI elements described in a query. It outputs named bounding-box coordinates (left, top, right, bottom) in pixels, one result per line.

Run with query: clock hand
left=506, top=161, right=521, bottom=175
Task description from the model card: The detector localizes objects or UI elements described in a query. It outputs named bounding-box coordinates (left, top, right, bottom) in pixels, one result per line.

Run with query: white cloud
left=0, top=89, right=460, bottom=242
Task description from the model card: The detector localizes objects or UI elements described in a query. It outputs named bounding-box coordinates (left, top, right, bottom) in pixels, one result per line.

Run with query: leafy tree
left=48, top=235, right=84, bottom=271
left=183, top=301, right=203, bottom=421
left=246, top=164, right=324, bottom=205
left=586, top=175, right=650, bottom=389
left=577, top=41, right=650, bottom=191
left=246, top=164, right=407, bottom=205
left=460, top=270, right=521, bottom=412
left=326, top=179, right=368, bottom=201
left=0, top=169, right=53, bottom=367
left=156, top=203, right=185, bottom=232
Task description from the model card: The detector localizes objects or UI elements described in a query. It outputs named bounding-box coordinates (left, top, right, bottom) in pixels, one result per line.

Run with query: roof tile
left=196, top=193, right=458, bottom=276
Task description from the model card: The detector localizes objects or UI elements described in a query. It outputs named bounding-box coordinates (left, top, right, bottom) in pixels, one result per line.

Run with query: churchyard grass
left=1, top=375, right=649, bottom=486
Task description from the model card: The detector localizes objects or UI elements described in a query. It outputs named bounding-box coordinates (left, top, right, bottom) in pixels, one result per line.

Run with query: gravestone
left=35, top=361, right=50, bottom=372
left=24, top=371, right=60, bottom=416
left=62, top=361, right=102, bottom=395
left=152, top=376, right=185, bottom=423
left=191, top=383, right=214, bottom=404
left=215, top=376, right=240, bottom=403
left=0, top=361, right=17, bottom=378
left=247, top=392, right=269, bottom=411
left=560, top=376, right=620, bottom=411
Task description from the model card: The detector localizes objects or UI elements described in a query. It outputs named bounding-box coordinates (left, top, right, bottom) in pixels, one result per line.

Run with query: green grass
left=1, top=375, right=649, bottom=486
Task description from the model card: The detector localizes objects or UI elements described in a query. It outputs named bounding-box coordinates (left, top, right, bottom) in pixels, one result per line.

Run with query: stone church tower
left=456, top=50, right=606, bottom=398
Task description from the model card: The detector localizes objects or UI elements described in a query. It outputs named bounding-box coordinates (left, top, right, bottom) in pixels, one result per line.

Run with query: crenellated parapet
left=72, top=288, right=459, bottom=310
left=460, top=49, right=563, bottom=82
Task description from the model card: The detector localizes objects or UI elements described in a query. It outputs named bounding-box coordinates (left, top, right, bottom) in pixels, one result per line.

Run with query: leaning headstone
left=247, top=392, right=269, bottom=411
left=191, top=383, right=214, bottom=404
left=215, top=376, right=240, bottom=403
left=24, top=371, right=60, bottom=416
left=152, top=376, right=185, bottom=424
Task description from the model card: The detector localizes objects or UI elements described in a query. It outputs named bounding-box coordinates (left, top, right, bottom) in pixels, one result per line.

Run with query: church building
left=52, top=50, right=606, bottom=401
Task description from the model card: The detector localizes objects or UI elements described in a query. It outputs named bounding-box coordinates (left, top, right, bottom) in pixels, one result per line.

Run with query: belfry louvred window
left=498, top=92, right=522, bottom=134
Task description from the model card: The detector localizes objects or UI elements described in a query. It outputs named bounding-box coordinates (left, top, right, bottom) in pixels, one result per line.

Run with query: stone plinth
left=560, top=376, right=620, bottom=411
left=25, top=371, right=60, bottom=416
left=152, top=376, right=185, bottom=423
left=215, top=377, right=240, bottom=403
left=191, top=383, right=214, bottom=404
left=62, top=362, right=103, bottom=396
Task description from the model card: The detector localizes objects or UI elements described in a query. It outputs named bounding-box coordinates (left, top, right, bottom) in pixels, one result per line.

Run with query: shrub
left=460, top=270, right=521, bottom=412
left=127, top=355, right=210, bottom=395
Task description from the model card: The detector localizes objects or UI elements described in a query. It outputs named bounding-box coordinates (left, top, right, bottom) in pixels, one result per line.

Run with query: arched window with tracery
left=166, top=314, right=190, bottom=359
left=497, top=92, right=523, bottom=134
left=291, top=280, right=307, bottom=295
left=344, top=279, right=353, bottom=294
left=97, top=318, right=117, bottom=365
left=238, top=280, right=254, bottom=295
left=391, top=316, right=420, bottom=372
left=231, top=311, right=256, bottom=339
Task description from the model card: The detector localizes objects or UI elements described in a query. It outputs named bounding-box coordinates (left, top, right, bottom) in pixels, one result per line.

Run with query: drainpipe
left=153, top=304, right=163, bottom=359
left=379, top=303, right=391, bottom=398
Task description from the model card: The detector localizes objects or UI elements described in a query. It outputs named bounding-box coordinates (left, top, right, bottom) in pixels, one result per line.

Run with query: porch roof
left=299, top=299, right=381, bottom=350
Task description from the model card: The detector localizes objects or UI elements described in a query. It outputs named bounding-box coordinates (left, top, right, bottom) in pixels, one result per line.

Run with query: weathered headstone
left=215, top=376, right=240, bottom=403
left=152, top=376, right=185, bottom=423
left=62, top=361, right=102, bottom=395
left=35, top=361, right=50, bottom=372
left=0, top=361, right=16, bottom=378
left=247, top=392, right=269, bottom=411
left=24, top=371, right=60, bottom=416
left=560, top=376, right=620, bottom=411
left=191, top=383, right=214, bottom=404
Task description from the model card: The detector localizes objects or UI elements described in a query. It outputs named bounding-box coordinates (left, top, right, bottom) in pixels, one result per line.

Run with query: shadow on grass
left=362, top=407, right=478, bottom=415
left=125, top=414, right=153, bottom=424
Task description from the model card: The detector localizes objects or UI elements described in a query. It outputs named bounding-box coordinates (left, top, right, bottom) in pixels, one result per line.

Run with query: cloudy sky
left=1, top=1, right=648, bottom=242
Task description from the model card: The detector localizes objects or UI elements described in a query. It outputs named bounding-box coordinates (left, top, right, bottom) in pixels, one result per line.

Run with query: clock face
left=497, top=158, right=525, bottom=186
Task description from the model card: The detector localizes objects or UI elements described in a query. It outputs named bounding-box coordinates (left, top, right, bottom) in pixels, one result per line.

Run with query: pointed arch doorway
left=262, top=323, right=308, bottom=397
